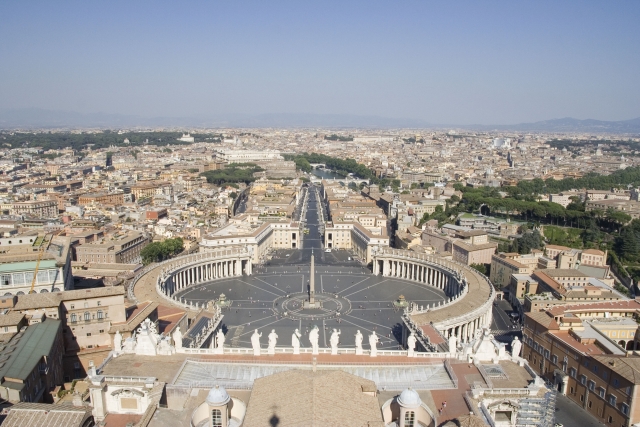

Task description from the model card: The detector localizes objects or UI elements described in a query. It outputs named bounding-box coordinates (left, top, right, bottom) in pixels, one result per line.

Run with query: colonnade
left=373, top=248, right=494, bottom=350
left=377, top=258, right=458, bottom=296
left=442, top=311, right=492, bottom=343
left=159, top=256, right=251, bottom=298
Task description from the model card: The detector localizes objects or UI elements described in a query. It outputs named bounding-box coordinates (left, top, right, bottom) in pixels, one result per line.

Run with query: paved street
left=555, top=394, right=605, bottom=427
left=491, top=298, right=522, bottom=346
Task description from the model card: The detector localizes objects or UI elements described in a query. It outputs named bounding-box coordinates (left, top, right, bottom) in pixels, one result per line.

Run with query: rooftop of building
left=0, top=318, right=60, bottom=386
left=0, top=402, right=93, bottom=427
left=13, top=286, right=125, bottom=310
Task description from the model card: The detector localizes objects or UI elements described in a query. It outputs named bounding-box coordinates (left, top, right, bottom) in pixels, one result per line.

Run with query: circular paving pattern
left=274, top=292, right=352, bottom=320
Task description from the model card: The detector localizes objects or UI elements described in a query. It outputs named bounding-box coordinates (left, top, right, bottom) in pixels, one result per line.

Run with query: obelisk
left=309, top=252, right=315, bottom=305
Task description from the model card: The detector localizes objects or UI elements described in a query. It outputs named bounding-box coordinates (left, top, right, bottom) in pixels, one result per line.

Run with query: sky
left=0, top=0, right=639, bottom=125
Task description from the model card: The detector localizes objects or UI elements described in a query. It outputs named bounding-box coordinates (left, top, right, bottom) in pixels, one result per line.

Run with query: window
left=580, top=375, right=587, bottom=385
left=70, top=313, right=77, bottom=323
left=84, top=302, right=88, bottom=308
left=86, top=333, right=91, bottom=337
left=84, top=312, right=90, bottom=321
left=608, top=395, right=617, bottom=406
left=99, top=329, right=104, bottom=333
left=212, top=409, right=222, bottom=427
left=598, top=387, right=606, bottom=398
left=622, top=403, right=629, bottom=415
left=614, top=378, right=619, bottom=387
left=97, top=310, right=104, bottom=320
left=588, top=380, right=595, bottom=391
left=552, top=355, right=558, bottom=364
left=70, top=304, right=75, bottom=309
left=569, top=367, right=577, bottom=378
left=404, top=411, right=415, bottom=427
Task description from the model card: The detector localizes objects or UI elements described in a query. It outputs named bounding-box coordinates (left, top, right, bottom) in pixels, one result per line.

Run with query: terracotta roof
left=546, top=300, right=640, bottom=317
left=13, top=286, right=125, bottom=310
left=591, top=356, right=640, bottom=384
left=526, top=311, right=558, bottom=330
left=550, top=331, right=605, bottom=355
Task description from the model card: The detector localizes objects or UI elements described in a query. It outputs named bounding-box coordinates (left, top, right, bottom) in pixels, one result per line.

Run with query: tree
left=470, top=263, right=487, bottom=275
left=140, top=238, right=184, bottom=265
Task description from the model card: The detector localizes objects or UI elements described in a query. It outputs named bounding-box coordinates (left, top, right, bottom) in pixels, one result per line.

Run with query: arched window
left=97, top=310, right=104, bottom=320
left=404, top=410, right=415, bottom=427
left=84, top=312, right=90, bottom=321
left=212, top=409, right=222, bottom=427
left=70, top=313, right=77, bottom=323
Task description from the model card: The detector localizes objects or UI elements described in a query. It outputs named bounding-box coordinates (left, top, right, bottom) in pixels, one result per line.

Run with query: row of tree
left=0, top=130, right=212, bottom=151
left=140, top=238, right=184, bottom=265
left=200, top=164, right=264, bottom=185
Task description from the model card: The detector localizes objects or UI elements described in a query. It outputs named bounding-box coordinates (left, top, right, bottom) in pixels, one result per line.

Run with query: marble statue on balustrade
left=135, top=318, right=160, bottom=356
left=267, top=329, right=278, bottom=355
left=251, top=329, right=262, bottom=356
left=369, top=331, right=379, bottom=357
left=510, top=336, right=522, bottom=358
left=215, top=329, right=226, bottom=354
left=448, top=334, right=457, bottom=356
left=355, top=330, right=363, bottom=355
left=157, top=335, right=174, bottom=355
left=330, top=329, right=341, bottom=355
left=292, top=329, right=301, bottom=354
left=113, top=330, right=122, bottom=354
left=407, top=333, right=417, bottom=357
left=309, top=325, right=320, bottom=355
left=173, top=326, right=183, bottom=350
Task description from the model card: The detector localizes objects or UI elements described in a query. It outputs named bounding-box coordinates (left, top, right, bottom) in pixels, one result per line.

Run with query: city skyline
left=1, top=0, right=639, bottom=125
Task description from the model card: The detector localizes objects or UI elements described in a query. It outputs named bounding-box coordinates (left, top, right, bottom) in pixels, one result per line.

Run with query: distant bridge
left=310, top=176, right=370, bottom=185
left=309, top=163, right=326, bottom=169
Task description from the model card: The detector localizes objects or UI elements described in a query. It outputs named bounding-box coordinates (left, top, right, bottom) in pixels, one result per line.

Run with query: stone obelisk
left=304, top=251, right=320, bottom=308
left=309, top=252, right=315, bottom=305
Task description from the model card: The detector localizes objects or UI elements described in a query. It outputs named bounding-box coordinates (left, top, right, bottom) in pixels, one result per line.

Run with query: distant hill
left=1, top=108, right=639, bottom=133
left=463, top=117, right=640, bottom=134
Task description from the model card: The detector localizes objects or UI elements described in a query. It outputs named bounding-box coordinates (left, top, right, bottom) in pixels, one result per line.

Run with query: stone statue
left=448, top=334, right=457, bottom=356
left=113, top=330, right=122, bottom=353
left=330, top=329, right=341, bottom=355
left=251, top=329, right=262, bottom=356
left=309, top=325, right=319, bottom=355
left=292, top=329, right=302, bottom=355
left=511, top=336, right=522, bottom=358
left=369, top=331, right=379, bottom=357
left=173, top=326, right=183, bottom=350
left=267, top=329, right=278, bottom=355
left=355, top=330, right=364, bottom=355
left=216, top=329, right=226, bottom=354
left=407, top=333, right=417, bottom=357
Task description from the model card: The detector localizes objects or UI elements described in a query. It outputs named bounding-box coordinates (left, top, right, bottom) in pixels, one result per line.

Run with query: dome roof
left=206, top=385, right=230, bottom=406
left=397, top=388, right=421, bottom=409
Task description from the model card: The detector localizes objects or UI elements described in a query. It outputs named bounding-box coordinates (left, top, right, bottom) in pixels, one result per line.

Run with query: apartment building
left=75, top=231, right=150, bottom=264
left=0, top=318, right=63, bottom=403
left=523, top=301, right=640, bottom=426
left=11, top=200, right=58, bottom=218
left=11, top=286, right=127, bottom=380
left=77, top=192, right=125, bottom=206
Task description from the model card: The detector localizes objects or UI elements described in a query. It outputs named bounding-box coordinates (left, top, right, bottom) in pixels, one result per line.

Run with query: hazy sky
left=0, top=1, right=639, bottom=124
